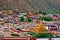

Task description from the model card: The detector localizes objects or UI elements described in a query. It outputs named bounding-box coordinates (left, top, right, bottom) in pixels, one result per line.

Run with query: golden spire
left=2, top=10, right=8, bottom=15
left=31, top=20, right=51, bottom=34
left=38, top=20, right=44, bottom=28
left=2, top=10, right=8, bottom=13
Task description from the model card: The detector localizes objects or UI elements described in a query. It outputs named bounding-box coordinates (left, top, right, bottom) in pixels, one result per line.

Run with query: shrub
left=28, top=32, right=36, bottom=35
left=27, top=18, right=32, bottom=22
left=43, top=17, right=53, bottom=21
left=19, top=16, right=25, bottom=22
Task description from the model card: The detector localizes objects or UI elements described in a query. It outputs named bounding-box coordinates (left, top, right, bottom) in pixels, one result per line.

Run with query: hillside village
left=0, top=9, right=60, bottom=38
left=0, top=0, right=60, bottom=40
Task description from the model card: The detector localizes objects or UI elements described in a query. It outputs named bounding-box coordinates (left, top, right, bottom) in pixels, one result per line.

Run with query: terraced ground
left=0, top=0, right=60, bottom=13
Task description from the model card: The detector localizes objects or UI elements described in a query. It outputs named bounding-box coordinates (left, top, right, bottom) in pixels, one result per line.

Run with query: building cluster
left=0, top=9, right=60, bottom=37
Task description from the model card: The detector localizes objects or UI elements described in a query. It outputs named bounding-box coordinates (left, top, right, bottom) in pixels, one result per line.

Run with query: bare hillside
left=0, top=0, right=60, bottom=13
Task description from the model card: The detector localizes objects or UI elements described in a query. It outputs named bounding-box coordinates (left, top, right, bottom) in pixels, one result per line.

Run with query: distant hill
left=0, top=0, right=60, bottom=13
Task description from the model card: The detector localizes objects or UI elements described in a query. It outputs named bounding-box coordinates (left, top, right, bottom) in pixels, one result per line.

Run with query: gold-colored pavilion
left=31, top=20, right=52, bottom=34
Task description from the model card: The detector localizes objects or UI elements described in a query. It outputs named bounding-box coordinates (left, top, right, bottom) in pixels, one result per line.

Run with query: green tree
left=43, top=17, right=53, bottom=21
left=19, top=16, right=25, bottom=22
left=38, top=11, right=47, bottom=15
left=42, top=12, right=47, bottom=15
left=35, top=12, right=39, bottom=15
left=11, top=33, right=19, bottom=36
left=27, top=18, right=32, bottom=22
left=47, top=34, right=53, bottom=37
left=16, top=28, right=20, bottom=30
left=28, top=32, right=36, bottom=35
left=39, top=11, right=42, bottom=13
left=35, top=33, right=53, bottom=38
left=28, top=32, right=54, bottom=38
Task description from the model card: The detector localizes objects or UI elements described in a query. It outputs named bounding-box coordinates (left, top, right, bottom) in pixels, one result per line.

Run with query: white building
left=36, top=38, right=49, bottom=40
left=19, top=13, right=27, bottom=16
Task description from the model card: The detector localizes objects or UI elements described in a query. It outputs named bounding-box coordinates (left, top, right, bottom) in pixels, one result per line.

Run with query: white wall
left=45, top=26, right=48, bottom=30
left=52, top=38, right=60, bottom=40
left=36, top=38, right=49, bottom=40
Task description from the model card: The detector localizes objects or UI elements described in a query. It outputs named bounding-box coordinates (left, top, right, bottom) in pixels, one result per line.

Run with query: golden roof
left=38, top=20, right=44, bottom=28
left=31, top=20, right=51, bottom=34
left=2, top=10, right=7, bottom=12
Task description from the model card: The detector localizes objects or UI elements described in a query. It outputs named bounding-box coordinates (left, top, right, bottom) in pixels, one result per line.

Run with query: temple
left=31, top=20, right=52, bottom=34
